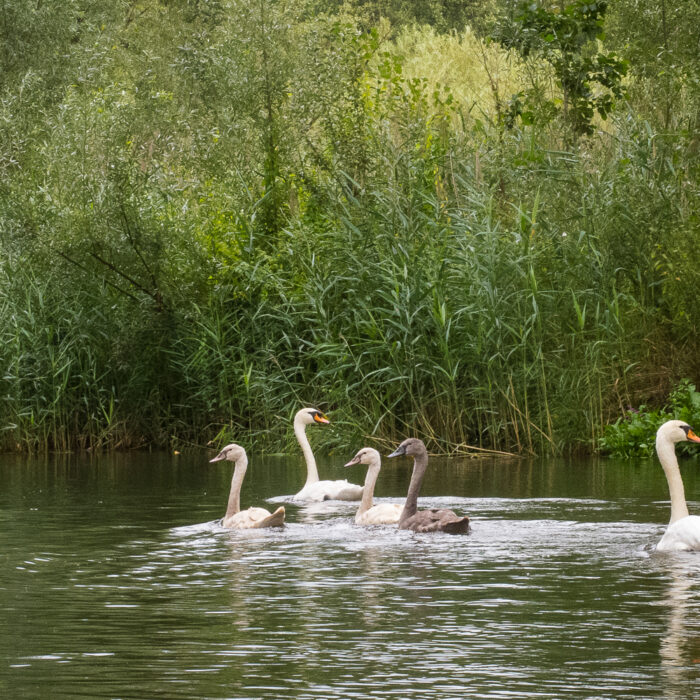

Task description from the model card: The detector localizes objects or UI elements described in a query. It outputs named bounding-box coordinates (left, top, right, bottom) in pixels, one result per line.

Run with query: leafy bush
left=599, top=380, right=700, bottom=458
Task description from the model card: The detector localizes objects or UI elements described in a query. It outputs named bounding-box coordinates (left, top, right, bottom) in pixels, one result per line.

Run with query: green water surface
left=2, top=450, right=700, bottom=698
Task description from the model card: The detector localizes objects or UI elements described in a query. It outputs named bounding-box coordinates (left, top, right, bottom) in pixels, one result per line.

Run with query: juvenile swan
left=388, top=438, right=470, bottom=534
left=655, top=420, right=700, bottom=551
left=344, top=447, right=403, bottom=525
left=293, top=408, right=363, bottom=501
left=210, top=444, right=285, bottom=528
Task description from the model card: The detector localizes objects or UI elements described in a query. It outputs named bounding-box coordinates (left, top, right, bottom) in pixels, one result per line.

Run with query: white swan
left=210, top=443, right=285, bottom=528
left=344, top=447, right=403, bottom=525
left=655, top=420, right=700, bottom=551
left=293, top=407, right=363, bottom=501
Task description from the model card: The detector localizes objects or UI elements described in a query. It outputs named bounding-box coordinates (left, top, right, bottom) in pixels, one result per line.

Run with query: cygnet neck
left=399, top=447, right=429, bottom=527
left=225, top=453, right=248, bottom=520
left=357, top=455, right=382, bottom=516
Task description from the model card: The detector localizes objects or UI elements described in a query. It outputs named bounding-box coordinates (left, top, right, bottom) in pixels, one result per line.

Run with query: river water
left=2, top=449, right=700, bottom=698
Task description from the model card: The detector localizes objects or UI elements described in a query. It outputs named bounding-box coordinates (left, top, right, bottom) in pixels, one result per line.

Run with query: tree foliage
left=0, top=0, right=698, bottom=454
left=492, top=1, right=627, bottom=135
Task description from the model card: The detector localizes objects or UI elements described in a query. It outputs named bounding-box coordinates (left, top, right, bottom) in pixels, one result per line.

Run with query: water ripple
left=3, top=457, right=700, bottom=698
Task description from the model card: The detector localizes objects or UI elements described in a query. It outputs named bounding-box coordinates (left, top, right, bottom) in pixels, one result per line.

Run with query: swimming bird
left=344, top=447, right=403, bottom=525
left=655, top=420, right=700, bottom=551
left=388, top=438, right=470, bottom=534
left=209, top=443, right=285, bottom=528
left=293, top=407, right=363, bottom=501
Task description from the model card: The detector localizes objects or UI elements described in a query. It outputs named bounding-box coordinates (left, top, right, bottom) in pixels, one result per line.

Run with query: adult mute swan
left=210, top=444, right=285, bottom=528
left=655, top=420, right=700, bottom=551
left=344, top=447, right=403, bottom=525
left=388, top=438, right=470, bottom=534
left=293, top=407, right=363, bottom=501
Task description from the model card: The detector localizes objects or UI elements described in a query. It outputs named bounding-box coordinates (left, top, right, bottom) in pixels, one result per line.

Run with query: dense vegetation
left=1, top=0, right=698, bottom=455
left=599, top=380, right=700, bottom=458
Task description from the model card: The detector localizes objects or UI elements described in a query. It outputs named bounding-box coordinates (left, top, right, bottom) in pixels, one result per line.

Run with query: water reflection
left=658, top=555, right=700, bottom=697
left=3, top=451, right=700, bottom=698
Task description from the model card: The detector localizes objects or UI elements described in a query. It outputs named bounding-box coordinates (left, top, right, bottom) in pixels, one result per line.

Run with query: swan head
left=656, top=420, right=700, bottom=445
left=344, top=447, right=381, bottom=467
left=295, top=407, right=330, bottom=426
left=209, top=443, right=246, bottom=463
left=387, top=438, right=427, bottom=459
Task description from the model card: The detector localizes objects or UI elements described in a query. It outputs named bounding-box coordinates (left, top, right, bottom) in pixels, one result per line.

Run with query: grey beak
left=209, top=451, right=226, bottom=462
left=387, top=445, right=406, bottom=458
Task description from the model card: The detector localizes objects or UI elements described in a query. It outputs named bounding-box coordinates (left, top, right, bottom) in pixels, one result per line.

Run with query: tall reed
left=1, top=11, right=696, bottom=454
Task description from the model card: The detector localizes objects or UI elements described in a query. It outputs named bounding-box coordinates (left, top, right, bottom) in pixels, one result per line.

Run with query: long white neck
left=657, top=433, right=690, bottom=524
left=225, top=455, right=247, bottom=520
left=357, top=460, right=381, bottom=516
left=294, top=414, right=319, bottom=485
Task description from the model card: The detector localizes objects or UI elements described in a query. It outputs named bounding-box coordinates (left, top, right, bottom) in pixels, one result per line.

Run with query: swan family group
left=209, top=408, right=700, bottom=550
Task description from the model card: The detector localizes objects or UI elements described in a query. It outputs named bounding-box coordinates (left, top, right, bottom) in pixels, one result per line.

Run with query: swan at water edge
left=209, top=444, right=285, bottom=528
left=292, top=407, right=363, bottom=501
left=344, top=447, right=403, bottom=525
left=388, top=438, right=470, bottom=534
left=655, top=420, right=700, bottom=551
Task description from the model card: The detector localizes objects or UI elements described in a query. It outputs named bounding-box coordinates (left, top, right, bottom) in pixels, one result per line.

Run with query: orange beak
left=314, top=413, right=330, bottom=424
left=687, top=429, right=700, bottom=443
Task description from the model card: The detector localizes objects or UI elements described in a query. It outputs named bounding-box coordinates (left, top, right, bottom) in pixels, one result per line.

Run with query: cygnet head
left=387, top=437, right=427, bottom=459
left=344, top=447, right=380, bottom=467
left=295, top=407, right=330, bottom=426
left=656, top=419, right=700, bottom=445
left=209, top=443, right=246, bottom=463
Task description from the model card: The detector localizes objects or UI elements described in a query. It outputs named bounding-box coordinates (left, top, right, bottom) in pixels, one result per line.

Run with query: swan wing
left=295, top=480, right=363, bottom=502
left=401, top=508, right=471, bottom=535
left=223, top=506, right=285, bottom=529
left=356, top=503, right=403, bottom=526
left=332, top=482, right=364, bottom=501
left=657, top=515, right=700, bottom=551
